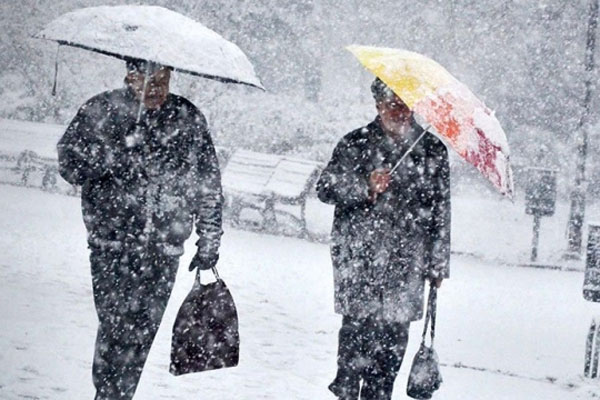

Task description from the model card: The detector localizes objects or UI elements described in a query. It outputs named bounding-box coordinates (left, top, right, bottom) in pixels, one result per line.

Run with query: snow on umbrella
left=35, top=5, right=264, bottom=89
left=347, top=45, right=513, bottom=198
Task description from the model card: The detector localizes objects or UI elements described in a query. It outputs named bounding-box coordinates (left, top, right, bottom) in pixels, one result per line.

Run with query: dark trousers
left=329, top=315, right=410, bottom=400
left=90, top=245, right=179, bottom=400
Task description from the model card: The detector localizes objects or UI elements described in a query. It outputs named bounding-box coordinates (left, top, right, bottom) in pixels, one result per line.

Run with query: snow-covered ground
left=1, top=184, right=600, bottom=399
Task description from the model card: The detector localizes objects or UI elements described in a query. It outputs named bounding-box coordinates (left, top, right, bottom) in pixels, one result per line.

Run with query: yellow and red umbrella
left=347, top=45, right=514, bottom=198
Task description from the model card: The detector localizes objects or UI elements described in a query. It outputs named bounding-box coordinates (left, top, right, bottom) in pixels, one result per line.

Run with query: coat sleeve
left=191, top=112, right=224, bottom=258
left=316, top=137, right=370, bottom=207
left=57, top=98, right=110, bottom=185
left=426, top=143, right=451, bottom=279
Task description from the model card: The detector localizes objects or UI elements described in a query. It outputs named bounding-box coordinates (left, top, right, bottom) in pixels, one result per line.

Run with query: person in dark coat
left=57, top=60, right=224, bottom=400
left=317, top=78, right=451, bottom=400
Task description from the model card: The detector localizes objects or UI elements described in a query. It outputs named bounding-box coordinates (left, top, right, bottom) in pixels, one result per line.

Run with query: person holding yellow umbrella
left=318, top=45, right=512, bottom=399
left=317, top=77, right=450, bottom=400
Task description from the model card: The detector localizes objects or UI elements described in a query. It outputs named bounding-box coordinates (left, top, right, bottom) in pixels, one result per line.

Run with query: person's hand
left=368, top=168, right=391, bottom=202
left=188, top=252, right=219, bottom=271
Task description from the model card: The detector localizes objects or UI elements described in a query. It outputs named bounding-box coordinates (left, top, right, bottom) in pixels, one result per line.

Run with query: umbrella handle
left=389, top=126, right=430, bottom=175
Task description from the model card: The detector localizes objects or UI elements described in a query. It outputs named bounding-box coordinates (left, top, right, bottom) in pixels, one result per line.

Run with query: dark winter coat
left=316, top=118, right=450, bottom=323
left=58, top=87, right=223, bottom=258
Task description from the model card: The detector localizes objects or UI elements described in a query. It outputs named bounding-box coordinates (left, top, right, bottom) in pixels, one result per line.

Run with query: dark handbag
left=170, top=266, right=240, bottom=375
left=406, top=284, right=443, bottom=399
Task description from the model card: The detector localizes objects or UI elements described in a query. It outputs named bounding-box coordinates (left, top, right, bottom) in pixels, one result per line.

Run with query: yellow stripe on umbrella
left=347, top=45, right=514, bottom=198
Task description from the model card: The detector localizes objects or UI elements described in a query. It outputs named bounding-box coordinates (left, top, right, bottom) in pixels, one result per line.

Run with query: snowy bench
left=0, top=149, right=77, bottom=195
left=0, top=119, right=78, bottom=195
left=221, top=149, right=322, bottom=236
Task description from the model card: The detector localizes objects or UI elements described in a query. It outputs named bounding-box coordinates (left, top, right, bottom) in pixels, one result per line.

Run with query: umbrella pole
left=136, top=70, right=152, bottom=262
left=389, top=126, right=430, bottom=175
left=135, top=70, right=151, bottom=125
left=129, top=69, right=150, bottom=149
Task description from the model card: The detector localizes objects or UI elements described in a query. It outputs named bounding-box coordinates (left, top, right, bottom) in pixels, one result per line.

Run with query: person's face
left=126, top=68, right=171, bottom=110
left=376, top=94, right=413, bottom=138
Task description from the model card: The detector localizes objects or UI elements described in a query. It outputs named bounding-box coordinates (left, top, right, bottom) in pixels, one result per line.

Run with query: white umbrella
left=35, top=5, right=264, bottom=89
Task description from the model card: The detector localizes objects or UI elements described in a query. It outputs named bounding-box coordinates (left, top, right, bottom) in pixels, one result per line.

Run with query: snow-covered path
left=1, top=185, right=599, bottom=399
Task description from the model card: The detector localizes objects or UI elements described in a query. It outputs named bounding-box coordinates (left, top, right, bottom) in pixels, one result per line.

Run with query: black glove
left=188, top=252, right=219, bottom=271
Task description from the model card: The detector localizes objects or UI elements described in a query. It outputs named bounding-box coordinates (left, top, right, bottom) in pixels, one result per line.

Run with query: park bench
left=221, top=149, right=322, bottom=237
left=0, top=149, right=76, bottom=195
left=0, top=118, right=77, bottom=194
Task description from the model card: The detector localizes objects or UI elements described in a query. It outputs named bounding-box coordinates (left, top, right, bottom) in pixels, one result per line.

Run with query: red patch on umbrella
left=465, top=128, right=503, bottom=189
left=414, top=89, right=511, bottom=196
left=417, top=93, right=464, bottom=143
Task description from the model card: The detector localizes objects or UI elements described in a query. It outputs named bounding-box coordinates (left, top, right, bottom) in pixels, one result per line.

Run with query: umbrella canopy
left=35, top=5, right=264, bottom=89
left=347, top=45, right=513, bottom=198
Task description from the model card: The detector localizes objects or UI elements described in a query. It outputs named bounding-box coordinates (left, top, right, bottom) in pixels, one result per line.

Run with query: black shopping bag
left=170, top=267, right=239, bottom=375
left=407, top=285, right=442, bottom=399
